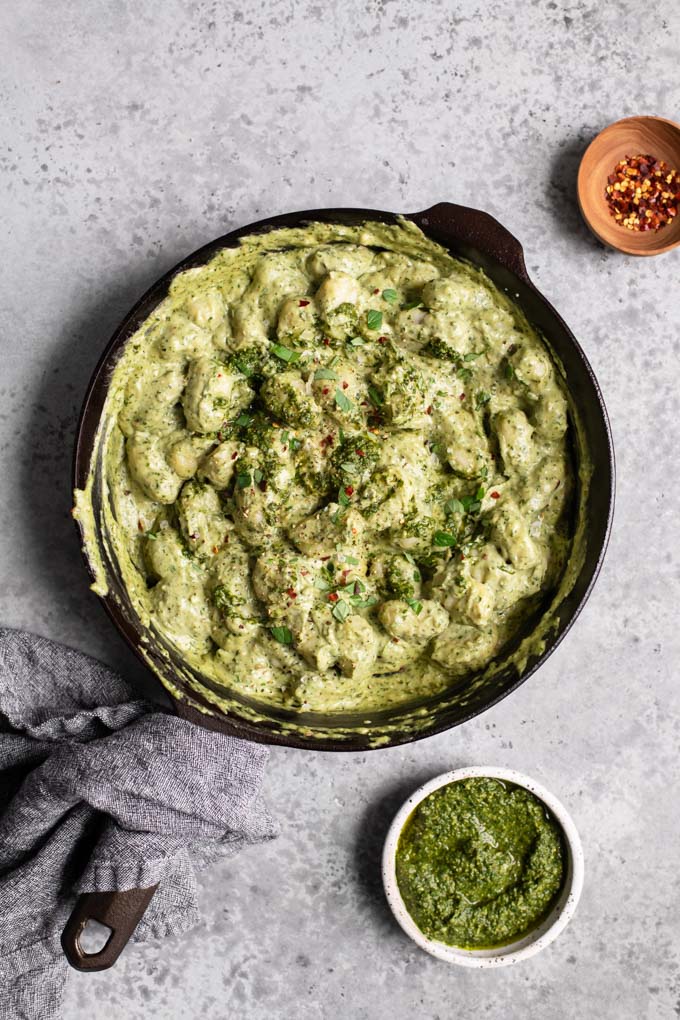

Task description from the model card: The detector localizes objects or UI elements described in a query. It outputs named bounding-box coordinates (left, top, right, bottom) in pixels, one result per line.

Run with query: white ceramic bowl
left=382, top=767, right=584, bottom=968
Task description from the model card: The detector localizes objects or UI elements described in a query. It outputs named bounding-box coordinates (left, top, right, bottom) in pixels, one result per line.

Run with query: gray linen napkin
left=0, top=628, right=277, bottom=1020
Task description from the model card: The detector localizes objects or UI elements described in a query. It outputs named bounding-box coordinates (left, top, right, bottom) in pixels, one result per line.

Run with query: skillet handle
left=407, top=202, right=531, bottom=284
left=61, top=886, right=159, bottom=972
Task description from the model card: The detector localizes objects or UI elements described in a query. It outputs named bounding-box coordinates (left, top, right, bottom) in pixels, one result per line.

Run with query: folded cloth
left=0, top=628, right=277, bottom=1020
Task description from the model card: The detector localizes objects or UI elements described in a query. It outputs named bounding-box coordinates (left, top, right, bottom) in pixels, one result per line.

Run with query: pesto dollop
left=395, top=777, right=565, bottom=948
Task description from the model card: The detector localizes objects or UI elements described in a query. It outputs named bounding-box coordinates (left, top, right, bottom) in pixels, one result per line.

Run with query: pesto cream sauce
left=75, top=220, right=575, bottom=714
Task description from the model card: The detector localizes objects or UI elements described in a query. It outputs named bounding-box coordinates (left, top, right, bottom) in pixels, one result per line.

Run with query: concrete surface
left=1, top=1, right=679, bottom=1017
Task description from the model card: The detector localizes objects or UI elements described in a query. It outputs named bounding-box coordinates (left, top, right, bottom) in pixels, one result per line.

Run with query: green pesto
left=74, top=219, right=578, bottom=718
left=396, top=778, right=565, bottom=948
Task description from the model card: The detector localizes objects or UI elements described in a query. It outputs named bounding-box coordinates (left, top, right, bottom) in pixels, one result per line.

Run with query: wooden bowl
left=578, top=116, right=680, bottom=256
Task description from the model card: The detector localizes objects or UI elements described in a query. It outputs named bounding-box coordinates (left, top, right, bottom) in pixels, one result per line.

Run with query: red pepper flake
left=298, top=299, right=310, bottom=307
left=377, top=335, right=388, bottom=344
left=189, top=532, right=198, bottom=540
left=342, top=381, right=349, bottom=390
left=490, top=491, right=501, bottom=499
left=323, top=337, right=331, bottom=346
left=321, top=433, right=334, bottom=449
left=319, top=555, right=330, bottom=561
left=322, top=387, right=330, bottom=395
left=137, top=520, right=144, bottom=532
left=459, top=393, right=466, bottom=401
left=328, top=592, right=339, bottom=603
left=286, top=587, right=297, bottom=598
left=217, top=373, right=222, bottom=378
left=300, top=569, right=309, bottom=575
left=212, top=545, right=220, bottom=554
left=425, top=405, right=432, bottom=414
left=356, top=449, right=365, bottom=457
left=231, top=451, right=239, bottom=460
left=373, top=288, right=380, bottom=294
left=344, top=485, right=354, bottom=497
left=605, top=153, right=680, bottom=232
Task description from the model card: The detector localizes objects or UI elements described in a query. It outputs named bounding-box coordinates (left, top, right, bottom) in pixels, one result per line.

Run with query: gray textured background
left=2, top=1, right=679, bottom=1017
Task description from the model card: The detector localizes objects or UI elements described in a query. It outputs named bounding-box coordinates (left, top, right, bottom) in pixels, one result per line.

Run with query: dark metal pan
left=65, top=203, right=614, bottom=969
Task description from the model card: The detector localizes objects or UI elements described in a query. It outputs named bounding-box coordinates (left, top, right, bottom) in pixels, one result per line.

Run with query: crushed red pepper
left=605, top=153, right=680, bottom=231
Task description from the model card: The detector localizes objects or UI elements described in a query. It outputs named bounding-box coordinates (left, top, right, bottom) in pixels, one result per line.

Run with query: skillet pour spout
left=73, top=203, right=615, bottom=754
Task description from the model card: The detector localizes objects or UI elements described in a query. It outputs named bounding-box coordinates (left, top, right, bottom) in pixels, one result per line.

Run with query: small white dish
left=382, top=766, right=584, bottom=968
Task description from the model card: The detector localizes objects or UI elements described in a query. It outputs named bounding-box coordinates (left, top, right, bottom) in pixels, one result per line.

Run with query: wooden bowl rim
left=577, top=115, right=680, bottom=256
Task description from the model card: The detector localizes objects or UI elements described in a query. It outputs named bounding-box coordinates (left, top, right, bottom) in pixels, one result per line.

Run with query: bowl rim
left=72, top=204, right=615, bottom=751
left=577, top=115, right=680, bottom=256
left=382, top=766, right=584, bottom=967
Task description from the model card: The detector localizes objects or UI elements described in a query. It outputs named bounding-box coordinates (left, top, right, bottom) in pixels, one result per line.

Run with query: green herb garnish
left=334, top=389, right=353, bottom=412
left=270, top=625, right=293, bottom=644
left=314, top=367, right=339, bottom=381
left=460, top=494, right=482, bottom=513
left=349, top=594, right=379, bottom=609
left=271, top=343, right=300, bottom=363
left=382, top=288, right=398, bottom=304
left=331, top=599, right=351, bottom=622
left=366, top=309, right=383, bottom=330
left=433, top=531, right=458, bottom=548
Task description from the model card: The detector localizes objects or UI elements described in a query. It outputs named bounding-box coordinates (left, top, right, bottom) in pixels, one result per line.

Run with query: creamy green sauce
left=74, top=220, right=576, bottom=716
left=396, top=778, right=565, bottom=948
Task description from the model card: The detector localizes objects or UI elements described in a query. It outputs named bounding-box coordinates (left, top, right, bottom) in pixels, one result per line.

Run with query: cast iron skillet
left=64, top=203, right=614, bottom=970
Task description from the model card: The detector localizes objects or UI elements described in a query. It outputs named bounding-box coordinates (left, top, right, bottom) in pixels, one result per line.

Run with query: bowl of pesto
left=382, top=767, right=584, bottom=966
left=73, top=204, right=614, bottom=749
